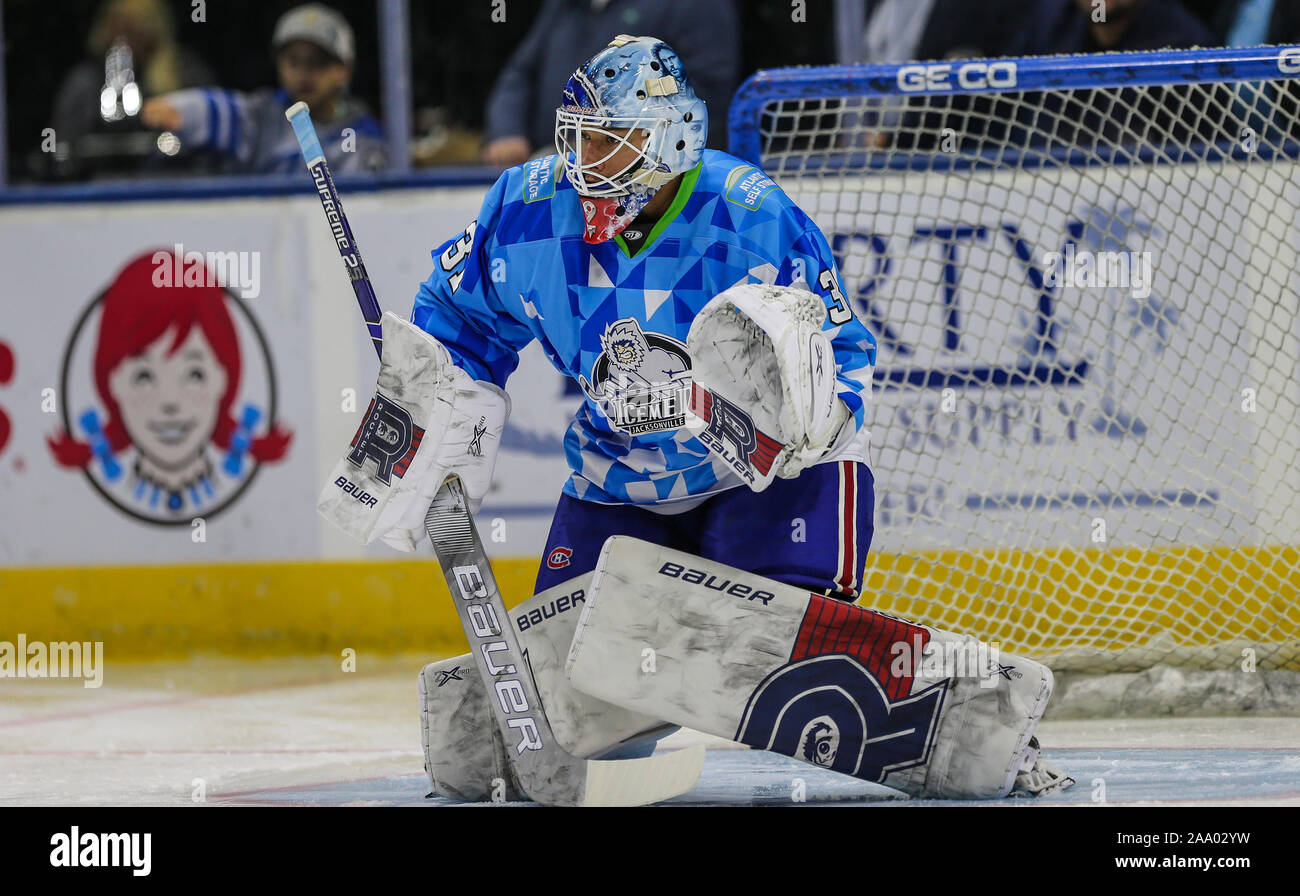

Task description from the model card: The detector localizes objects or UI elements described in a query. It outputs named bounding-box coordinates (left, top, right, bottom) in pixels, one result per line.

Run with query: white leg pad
left=566, top=537, right=1060, bottom=799
left=419, top=572, right=669, bottom=801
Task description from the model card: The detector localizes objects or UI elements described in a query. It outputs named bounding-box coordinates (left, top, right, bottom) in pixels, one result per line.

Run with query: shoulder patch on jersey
left=523, top=155, right=560, bottom=203
left=724, top=165, right=778, bottom=212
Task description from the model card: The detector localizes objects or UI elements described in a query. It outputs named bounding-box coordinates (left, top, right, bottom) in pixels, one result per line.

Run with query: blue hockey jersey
left=411, top=149, right=877, bottom=508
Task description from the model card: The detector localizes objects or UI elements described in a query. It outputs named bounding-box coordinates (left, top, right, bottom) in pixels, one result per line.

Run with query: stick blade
left=580, top=745, right=706, bottom=807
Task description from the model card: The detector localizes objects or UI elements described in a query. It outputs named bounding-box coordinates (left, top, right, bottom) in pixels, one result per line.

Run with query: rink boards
left=4, top=543, right=1297, bottom=665
left=0, top=173, right=1295, bottom=664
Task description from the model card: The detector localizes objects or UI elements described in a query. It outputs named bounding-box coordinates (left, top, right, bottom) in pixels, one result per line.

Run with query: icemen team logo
left=578, top=318, right=692, bottom=435
left=49, top=249, right=291, bottom=524
left=735, top=594, right=947, bottom=783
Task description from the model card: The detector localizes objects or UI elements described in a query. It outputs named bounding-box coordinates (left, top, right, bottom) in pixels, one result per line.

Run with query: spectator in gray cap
left=142, top=3, right=386, bottom=174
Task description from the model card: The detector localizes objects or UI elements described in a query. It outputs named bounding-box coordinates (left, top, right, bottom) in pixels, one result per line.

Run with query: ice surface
left=2, top=656, right=1296, bottom=806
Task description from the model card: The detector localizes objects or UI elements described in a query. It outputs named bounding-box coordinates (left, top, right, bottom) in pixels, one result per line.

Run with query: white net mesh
left=738, top=52, right=1300, bottom=688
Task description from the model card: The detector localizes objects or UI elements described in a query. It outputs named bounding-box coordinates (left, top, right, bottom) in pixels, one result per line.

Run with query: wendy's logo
left=48, top=249, right=292, bottom=525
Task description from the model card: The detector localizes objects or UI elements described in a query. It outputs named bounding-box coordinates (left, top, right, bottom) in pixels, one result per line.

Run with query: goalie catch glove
left=686, top=283, right=852, bottom=490
left=317, top=312, right=508, bottom=552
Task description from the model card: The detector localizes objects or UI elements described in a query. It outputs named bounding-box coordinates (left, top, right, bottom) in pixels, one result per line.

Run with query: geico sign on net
left=1279, top=47, right=1300, bottom=74
left=896, top=61, right=1018, bottom=93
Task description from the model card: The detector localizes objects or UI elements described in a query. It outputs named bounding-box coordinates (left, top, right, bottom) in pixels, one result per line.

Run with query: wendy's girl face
left=106, top=325, right=227, bottom=468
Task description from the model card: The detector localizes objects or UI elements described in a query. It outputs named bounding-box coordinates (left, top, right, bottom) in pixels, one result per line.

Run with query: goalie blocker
left=423, top=537, right=1073, bottom=800
left=317, top=312, right=508, bottom=552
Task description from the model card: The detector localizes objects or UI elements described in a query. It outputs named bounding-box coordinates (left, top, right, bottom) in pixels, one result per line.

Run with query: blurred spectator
left=819, top=0, right=1038, bottom=157
left=482, top=0, right=740, bottom=168
left=1034, top=0, right=1216, bottom=54
left=744, top=0, right=835, bottom=72
left=856, top=0, right=1037, bottom=64
left=872, top=0, right=1223, bottom=158
left=1181, top=0, right=1228, bottom=31
left=997, top=1, right=1222, bottom=153
left=409, top=2, right=538, bottom=166
left=1214, top=1, right=1300, bottom=147
left=141, top=3, right=386, bottom=174
left=1214, top=0, right=1300, bottom=43
left=47, top=0, right=215, bottom=180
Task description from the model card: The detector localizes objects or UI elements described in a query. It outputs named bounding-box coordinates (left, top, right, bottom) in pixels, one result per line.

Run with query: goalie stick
left=284, top=101, right=705, bottom=806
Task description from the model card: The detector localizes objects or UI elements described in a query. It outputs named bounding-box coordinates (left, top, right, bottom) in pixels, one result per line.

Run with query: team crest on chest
left=578, top=317, right=692, bottom=435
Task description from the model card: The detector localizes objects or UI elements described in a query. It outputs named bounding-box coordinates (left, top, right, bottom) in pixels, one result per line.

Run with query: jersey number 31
left=440, top=221, right=478, bottom=293
left=819, top=269, right=854, bottom=325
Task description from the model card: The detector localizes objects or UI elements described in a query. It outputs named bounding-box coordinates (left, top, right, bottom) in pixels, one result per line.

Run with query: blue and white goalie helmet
left=554, top=35, right=707, bottom=243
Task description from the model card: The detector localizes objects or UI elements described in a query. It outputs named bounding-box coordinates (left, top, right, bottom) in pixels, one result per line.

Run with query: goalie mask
left=555, top=35, right=707, bottom=243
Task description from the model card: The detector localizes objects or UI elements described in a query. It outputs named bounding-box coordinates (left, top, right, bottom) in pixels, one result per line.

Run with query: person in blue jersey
left=318, top=36, right=1072, bottom=802
left=141, top=4, right=386, bottom=174
left=407, top=35, right=879, bottom=600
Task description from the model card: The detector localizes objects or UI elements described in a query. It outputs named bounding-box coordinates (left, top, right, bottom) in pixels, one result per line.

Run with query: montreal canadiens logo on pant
left=347, top=392, right=424, bottom=485
left=734, top=655, right=946, bottom=782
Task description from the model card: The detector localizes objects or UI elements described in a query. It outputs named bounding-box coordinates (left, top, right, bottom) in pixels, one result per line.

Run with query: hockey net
left=729, top=47, right=1300, bottom=714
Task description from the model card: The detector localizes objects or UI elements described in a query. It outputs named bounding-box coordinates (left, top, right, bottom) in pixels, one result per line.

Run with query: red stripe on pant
left=835, top=461, right=857, bottom=596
